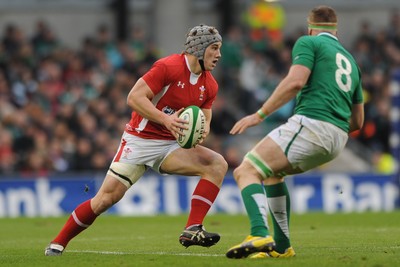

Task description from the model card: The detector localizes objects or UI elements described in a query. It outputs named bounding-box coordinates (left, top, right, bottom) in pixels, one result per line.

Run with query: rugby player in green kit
left=226, top=5, right=364, bottom=259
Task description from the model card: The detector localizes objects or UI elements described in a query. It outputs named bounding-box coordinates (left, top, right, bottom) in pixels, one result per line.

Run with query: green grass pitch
left=1, top=212, right=399, bottom=267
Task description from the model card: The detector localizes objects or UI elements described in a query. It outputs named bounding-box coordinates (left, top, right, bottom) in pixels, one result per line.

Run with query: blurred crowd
left=0, top=21, right=160, bottom=176
left=0, top=12, right=398, bottom=177
left=214, top=12, right=399, bottom=174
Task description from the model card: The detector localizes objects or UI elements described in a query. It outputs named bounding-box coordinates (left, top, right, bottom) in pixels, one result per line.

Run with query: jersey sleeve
left=142, top=60, right=168, bottom=95
left=292, top=36, right=315, bottom=70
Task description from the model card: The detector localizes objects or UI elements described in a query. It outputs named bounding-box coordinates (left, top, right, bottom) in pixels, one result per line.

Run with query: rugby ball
left=177, top=106, right=205, bottom=149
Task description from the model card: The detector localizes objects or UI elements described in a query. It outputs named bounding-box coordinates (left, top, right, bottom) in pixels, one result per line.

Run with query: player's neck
left=185, top=54, right=203, bottom=74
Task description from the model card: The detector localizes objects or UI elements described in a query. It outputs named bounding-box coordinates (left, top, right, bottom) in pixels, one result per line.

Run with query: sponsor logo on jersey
left=162, top=106, right=176, bottom=115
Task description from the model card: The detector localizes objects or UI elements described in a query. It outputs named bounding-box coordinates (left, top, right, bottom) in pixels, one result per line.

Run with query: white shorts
left=112, top=131, right=181, bottom=173
left=268, top=114, right=348, bottom=172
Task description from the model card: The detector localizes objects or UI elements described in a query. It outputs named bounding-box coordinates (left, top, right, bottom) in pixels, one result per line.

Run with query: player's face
left=203, top=42, right=222, bottom=71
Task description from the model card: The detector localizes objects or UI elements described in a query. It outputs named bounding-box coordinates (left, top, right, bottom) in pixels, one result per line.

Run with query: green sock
left=265, top=182, right=291, bottom=253
left=241, top=184, right=270, bottom=237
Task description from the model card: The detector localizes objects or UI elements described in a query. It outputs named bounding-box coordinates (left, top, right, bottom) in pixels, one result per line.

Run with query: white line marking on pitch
left=68, top=250, right=224, bottom=257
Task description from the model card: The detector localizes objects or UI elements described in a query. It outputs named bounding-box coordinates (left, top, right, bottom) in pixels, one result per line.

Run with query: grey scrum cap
left=184, top=24, right=222, bottom=60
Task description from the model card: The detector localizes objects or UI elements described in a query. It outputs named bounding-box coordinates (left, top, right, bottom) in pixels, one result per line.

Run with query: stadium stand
left=0, top=2, right=397, bottom=176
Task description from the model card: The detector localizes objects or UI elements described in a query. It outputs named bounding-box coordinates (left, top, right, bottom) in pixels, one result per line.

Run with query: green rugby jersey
left=292, top=33, right=363, bottom=132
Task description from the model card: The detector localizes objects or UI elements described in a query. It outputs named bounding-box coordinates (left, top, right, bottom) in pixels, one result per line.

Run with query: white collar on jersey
left=184, top=55, right=202, bottom=85
left=317, top=32, right=338, bottom=41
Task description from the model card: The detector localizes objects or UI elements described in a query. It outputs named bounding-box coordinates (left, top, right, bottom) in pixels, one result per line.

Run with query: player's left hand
left=230, top=113, right=263, bottom=135
left=193, top=123, right=209, bottom=147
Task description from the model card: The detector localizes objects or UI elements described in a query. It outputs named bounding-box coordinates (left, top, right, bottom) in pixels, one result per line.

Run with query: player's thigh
left=91, top=175, right=129, bottom=213
left=97, top=174, right=129, bottom=196
left=161, top=145, right=227, bottom=178
left=252, top=136, right=293, bottom=174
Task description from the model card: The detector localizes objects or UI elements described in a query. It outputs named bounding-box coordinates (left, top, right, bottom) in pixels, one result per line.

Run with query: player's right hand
left=229, top=113, right=264, bottom=135
left=164, top=108, right=188, bottom=139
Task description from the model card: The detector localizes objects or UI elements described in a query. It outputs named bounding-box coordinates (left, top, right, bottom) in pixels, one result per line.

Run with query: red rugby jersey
left=125, top=54, right=218, bottom=140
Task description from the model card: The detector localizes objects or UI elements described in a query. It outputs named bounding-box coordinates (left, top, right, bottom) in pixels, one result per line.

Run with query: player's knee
left=233, top=164, right=245, bottom=183
left=210, top=153, right=228, bottom=178
left=199, top=153, right=227, bottom=186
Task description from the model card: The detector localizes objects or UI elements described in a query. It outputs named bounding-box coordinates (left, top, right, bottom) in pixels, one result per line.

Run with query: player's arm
left=260, top=64, right=310, bottom=116
left=201, top=108, right=212, bottom=138
left=349, top=103, right=364, bottom=133
left=127, top=78, right=186, bottom=138
left=230, top=64, right=310, bottom=134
